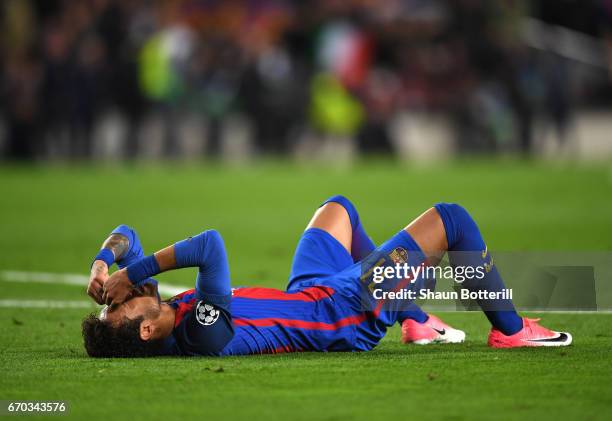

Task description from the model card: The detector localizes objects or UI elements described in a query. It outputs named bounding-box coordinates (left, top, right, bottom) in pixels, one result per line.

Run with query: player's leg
left=403, top=203, right=571, bottom=347
left=290, top=194, right=376, bottom=290
left=287, top=197, right=355, bottom=290
left=288, top=194, right=379, bottom=291
left=307, top=196, right=448, bottom=330
left=306, top=195, right=375, bottom=262
left=404, top=206, right=521, bottom=333
left=305, top=199, right=353, bottom=254
left=353, top=208, right=463, bottom=345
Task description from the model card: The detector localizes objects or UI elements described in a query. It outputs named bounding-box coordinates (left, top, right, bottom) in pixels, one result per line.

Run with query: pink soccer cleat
left=401, top=314, right=466, bottom=345
left=488, top=317, right=572, bottom=348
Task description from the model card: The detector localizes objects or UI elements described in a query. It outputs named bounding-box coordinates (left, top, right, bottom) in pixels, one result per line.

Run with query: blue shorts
left=286, top=228, right=427, bottom=350
left=287, top=228, right=354, bottom=290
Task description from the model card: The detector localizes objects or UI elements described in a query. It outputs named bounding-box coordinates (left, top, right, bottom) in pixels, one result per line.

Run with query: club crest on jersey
left=389, top=247, right=408, bottom=265
left=196, top=301, right=220, bottom=326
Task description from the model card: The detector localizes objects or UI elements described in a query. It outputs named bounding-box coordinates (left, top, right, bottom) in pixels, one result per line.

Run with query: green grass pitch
left=1, top=159, right=611, bottom=420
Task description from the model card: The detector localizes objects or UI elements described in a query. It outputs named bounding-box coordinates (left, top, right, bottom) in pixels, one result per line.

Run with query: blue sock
left=322, top=195, right=430, bottom=324
left=434, top=203, right=523, bottom=335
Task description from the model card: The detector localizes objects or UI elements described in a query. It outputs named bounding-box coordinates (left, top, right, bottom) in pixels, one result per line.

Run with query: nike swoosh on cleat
left=526, top=333, right=569, bottom=343
left=432, top=327, right=446, bottom=335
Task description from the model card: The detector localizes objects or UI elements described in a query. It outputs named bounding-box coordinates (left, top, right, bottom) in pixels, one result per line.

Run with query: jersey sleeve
left=174, top=230, right=232, bottom=312
left=172, top=230, right=234, bottom=355
left=173, top=300, right=234, bottom=356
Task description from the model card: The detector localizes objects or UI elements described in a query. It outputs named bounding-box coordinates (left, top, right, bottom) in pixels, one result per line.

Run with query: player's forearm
left=125, top=231, right=230, bottom=296
left=89, top=231, right=130, bottom=304
left=124, top=236, right=205, bottom=283
left=102, top=234, right=130, bottom=260
left=92, top=233, right=130, bottom=268
left=153, top=244, right=176, bottom=271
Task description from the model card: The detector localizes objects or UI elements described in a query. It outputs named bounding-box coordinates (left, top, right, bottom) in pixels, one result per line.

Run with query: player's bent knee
left=306, top=196, right=355, bottom=252
left=434, top=203, right=479, bottom=247
left=435, top=203, right=473, bottom=221
left=321, top=195, right=359, bottom=230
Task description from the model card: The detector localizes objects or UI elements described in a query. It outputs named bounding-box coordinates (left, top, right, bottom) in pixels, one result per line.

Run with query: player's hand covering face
left=100, top=295, right=161, bottom=326
left=100, top=281, right=160, bottom=321
left=102, top=268, right=134, bottom=306
left=88, top=261, right=109, bottom=304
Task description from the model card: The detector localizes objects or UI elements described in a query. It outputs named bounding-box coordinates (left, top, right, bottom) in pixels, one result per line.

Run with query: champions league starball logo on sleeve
left=196, top=301, right=220, bottom=326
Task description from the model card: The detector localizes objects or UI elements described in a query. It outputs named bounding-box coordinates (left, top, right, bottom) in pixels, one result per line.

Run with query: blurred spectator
left=0, top=0, right=611, bottom=160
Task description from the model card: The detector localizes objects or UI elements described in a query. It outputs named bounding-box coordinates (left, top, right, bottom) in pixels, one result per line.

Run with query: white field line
left=1, top=270, right=612, bottom=313
left=0, top=299, right=95, bottom=308
left=0, top=270, right=188, bottom=297
left=1, top=299, right=611, bottom=312
left=424, top=308, right=612, bottom=314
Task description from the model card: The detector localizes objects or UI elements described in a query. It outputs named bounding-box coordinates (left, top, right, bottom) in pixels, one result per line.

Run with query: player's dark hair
left=81, top=314, right=164, bottom=358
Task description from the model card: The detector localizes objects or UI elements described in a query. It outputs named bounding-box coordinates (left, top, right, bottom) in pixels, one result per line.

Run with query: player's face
left=100, top=296, right=161, bottom=325
left=99, top=282, right=161, bottom=325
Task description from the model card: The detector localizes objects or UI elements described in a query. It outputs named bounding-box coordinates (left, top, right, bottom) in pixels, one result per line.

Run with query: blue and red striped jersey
left=162, top=285, right=367, bottom=356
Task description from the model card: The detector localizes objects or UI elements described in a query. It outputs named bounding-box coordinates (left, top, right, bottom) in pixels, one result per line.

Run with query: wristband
left=126, top=255, right=161, bottom=284
left=92, top=248, right=115, bottom=268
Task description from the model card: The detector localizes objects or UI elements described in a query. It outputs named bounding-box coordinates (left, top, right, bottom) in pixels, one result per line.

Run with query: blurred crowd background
left=1, top=0, right=612, bottom=162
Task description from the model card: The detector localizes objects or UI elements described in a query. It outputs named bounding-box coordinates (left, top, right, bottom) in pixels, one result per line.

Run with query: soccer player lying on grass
left=82, top=196, right=572, bottom=357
